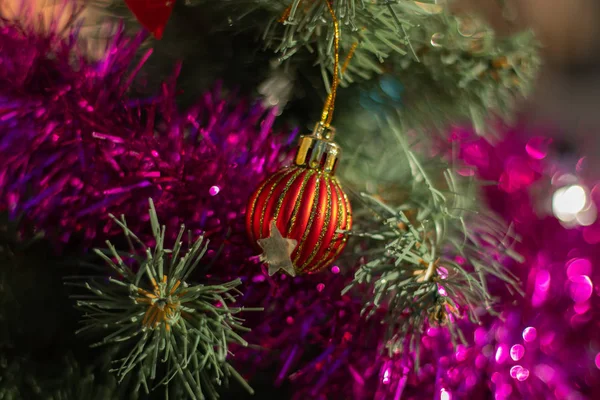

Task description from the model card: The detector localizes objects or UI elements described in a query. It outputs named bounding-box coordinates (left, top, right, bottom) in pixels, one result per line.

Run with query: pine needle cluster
left=70, top=200, right=257, bottom=399
left=343, top=121, right=521, bottom=365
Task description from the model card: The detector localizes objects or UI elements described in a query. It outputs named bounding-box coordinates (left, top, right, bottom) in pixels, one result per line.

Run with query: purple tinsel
left=453, top=129, right=600, bottom=399
left=0, top=16, right=294, bottom=271
left=235, top=128, right=600, bottom=400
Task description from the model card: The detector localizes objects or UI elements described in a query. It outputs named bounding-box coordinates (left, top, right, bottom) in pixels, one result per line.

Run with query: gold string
left=320, top=94, right=333, bottom=124
left=320, top=0, right=340, bottom=127
left=279, top=4, right=293, bottom=23
left=280, top=0, right=344, bottom=127
left=341, top=41, right=358, bottom=74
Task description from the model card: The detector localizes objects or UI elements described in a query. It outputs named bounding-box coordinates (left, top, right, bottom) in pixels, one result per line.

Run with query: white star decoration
left=257, top=220, right=298, bottom=277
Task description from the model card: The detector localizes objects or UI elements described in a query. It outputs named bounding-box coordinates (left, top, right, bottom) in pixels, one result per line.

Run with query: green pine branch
left=188, top=0, right=538, bottom=129
left=342, top=120, right=522, bottom=366
left=191, top=0, right=442, bottom=82
left=68, top=199, right=258, bottom=400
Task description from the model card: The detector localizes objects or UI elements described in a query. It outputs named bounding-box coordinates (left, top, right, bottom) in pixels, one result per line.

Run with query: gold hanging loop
left=319, top=0, right=340, bottom=127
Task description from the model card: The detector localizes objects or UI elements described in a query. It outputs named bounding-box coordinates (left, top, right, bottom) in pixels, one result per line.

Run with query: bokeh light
left=552, top=185, right=587, bottom=218
left=552, top=184, right=597, bottom=226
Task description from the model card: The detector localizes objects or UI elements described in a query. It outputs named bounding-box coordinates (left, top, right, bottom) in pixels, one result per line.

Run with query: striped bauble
left=245, top=122, right=352, bottom=275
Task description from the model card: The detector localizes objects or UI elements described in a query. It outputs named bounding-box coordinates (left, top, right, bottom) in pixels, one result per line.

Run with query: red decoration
left=246, top=123, right=352, bottom=275
left=124, top=0, right=175, bottom=39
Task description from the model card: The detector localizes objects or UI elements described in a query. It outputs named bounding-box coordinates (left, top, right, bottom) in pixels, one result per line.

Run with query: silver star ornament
left=257, top=220, right=298, bottom=277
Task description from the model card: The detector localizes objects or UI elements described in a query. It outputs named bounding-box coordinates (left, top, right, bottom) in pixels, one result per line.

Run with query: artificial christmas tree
left=2, top=1, right=600, bottom=399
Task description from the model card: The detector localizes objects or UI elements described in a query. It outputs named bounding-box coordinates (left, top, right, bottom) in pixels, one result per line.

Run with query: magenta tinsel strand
left=0, top=16, right=293, bottom=273
left=240, top=128, right=600, bottom=400
left=451, top=129, right=600, bottom=399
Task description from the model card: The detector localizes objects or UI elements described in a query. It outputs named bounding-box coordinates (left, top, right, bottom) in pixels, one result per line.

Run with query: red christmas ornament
left=246, top=122, right=352, bottom=275
left=124, top=0, right=175, bottom=39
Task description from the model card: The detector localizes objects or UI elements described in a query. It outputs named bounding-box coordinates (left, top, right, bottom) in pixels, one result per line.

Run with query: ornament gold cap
left=294, top=122, right=341, bottom=174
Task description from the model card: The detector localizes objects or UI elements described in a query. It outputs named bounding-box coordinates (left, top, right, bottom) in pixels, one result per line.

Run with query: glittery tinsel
left=0, top=15, right=295, bottom=273
left=452, top=128, right=600, bottom=399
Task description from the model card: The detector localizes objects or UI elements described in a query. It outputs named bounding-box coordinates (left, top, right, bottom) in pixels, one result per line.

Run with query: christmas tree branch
left=191, top=0, right=441, bottom=83
left=343, top=119, right=522, bottom=363
left=69, top=199, right=259, bottom=399
left=181, top=0, right=538, bottom=132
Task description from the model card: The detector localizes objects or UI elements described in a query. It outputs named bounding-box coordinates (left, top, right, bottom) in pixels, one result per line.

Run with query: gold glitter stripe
left=298, top=174, right=332, bottom=272
left=308, top=178, right=345, bottom=273
left=247, top=168, right=288, bottom=242
left=271, top=167, right=305, bottom=226
left=343, top=188, right=352, bottom=229
left=314, top=184, right=352, bottom=272
left=293, top=172, right=321, bottom=270
left=258, top=168, right=296, bottom=238
left=322, top=188, right=352, bottom=265
left=286, top=169, right=313, bottom=237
